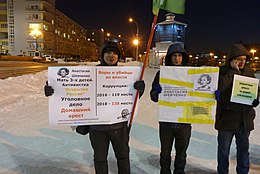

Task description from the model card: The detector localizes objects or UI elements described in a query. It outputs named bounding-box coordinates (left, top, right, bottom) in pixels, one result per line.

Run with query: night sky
left=55, top=0, right=260, bottom=54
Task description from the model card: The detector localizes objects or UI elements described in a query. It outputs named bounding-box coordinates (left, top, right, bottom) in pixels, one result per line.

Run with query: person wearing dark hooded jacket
left=215, top=43, right=259, bottom=174
left=44, top=41, right=145, bottom=174
left=150, top=43, right=191, bottom=174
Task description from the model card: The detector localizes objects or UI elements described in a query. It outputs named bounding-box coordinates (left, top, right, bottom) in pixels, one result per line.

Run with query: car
left=32, top=51, right=44, bottom=62
left=44, top=55, right=53, bottom=62
left=44, top=55, right=58, bottom=63
left=64, top=56, right=81, bottom=62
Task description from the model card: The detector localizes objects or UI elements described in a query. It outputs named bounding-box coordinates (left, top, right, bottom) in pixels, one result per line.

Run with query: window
left=1, top=24, right=7, bottom=28
left=29, top=23, right=41, bottom=30
left=31, top=5, right=39, bottom=10
left=0, top=15, right=7, bottom=21
left=43, top=24, right=48, bottom=31
left=28, top=14, right=39, bottom=20
left=0, top=6, right=7, bottom=10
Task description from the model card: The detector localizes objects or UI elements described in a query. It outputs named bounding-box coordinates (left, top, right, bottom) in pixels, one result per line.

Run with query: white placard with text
left=48, top=66, right=141, bottom=126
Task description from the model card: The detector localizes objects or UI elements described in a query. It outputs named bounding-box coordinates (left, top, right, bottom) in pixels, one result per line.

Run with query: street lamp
left=129, top=17, right=139, bottom=60
left=106, top=32, right=111, bottom=41
left=209, top=53, right=214, bottom=59
left=250, top=49, right=256, bottom=59
left=101, top=28, right=104, bottom=46
left=133, top=39, right=138, bottom=46
left=30, top=29, right=42, bottom=51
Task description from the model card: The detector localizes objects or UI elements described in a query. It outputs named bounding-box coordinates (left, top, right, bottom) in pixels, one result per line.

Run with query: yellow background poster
left=158, top=66, right=219, bottom=124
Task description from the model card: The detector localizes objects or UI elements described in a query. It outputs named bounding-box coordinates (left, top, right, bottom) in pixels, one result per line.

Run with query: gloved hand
left=44, top=81, right=54, bottom=97
left=252, top=99, right=259, bottom=107
left=154, top=84, right=162, bottom=94
left=134, top=80, right=145, bottom=98
left=215, top=90, right=220, bottom=101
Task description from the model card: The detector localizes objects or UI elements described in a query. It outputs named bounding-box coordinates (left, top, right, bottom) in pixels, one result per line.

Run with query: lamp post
left=129, top=17, right=139, bottom=60
left=106, top=32, right=110, bottom=41
left=30, top=29, right=42, bottom=51
left=209, top=53, right=214, bottom=59
left=250, top=49, right=256, bottom=60
left=101, top=28, right=104, bottom=46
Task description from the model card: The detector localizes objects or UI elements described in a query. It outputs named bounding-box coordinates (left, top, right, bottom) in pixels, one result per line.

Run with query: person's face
left=60, top=69, right=67, bottom=77
left=233, top=55, right=247, bottom=69
left=171, top=53, right=183, bottom=65
left=104, top=51, right=118, bottom=65
left=200, top=76, right=208, bottom=85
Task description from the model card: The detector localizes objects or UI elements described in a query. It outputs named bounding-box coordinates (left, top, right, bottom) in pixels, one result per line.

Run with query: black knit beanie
left=101, top=41, right=121, bottom=59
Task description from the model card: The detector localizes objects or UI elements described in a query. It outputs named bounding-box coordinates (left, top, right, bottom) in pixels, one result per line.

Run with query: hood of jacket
left=165, top=43, right=189, bottom=66
left=227, top=44, right=250, bottom=63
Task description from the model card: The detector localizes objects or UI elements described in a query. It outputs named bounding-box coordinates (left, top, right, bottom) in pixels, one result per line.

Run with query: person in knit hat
left=88, top=41, right=145, bottom=174
left=215, top=43, right=259, bottom=174
left=100, top=41, right=121, bottom=66
left=44, top=41, right=145, bottom=174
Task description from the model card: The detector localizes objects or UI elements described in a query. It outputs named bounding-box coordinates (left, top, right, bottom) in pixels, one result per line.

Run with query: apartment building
left=4, top=0, right=97, bottom=60
left=0, top=0, right=7, bottom=54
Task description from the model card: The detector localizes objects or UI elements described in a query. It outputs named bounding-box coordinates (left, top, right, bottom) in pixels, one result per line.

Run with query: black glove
left=252, top=99, right=259, bottom=107
left=215, top=90, right=220, bottom=101
left=154, top=84, right=162, bottom=94
left=44, top=81, right=54, bottom=97
left=134, top=80, right=145, bottom=98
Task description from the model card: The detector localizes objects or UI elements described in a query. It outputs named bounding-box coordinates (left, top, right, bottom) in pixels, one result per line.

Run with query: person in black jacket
left=215, top=43, right=259, bottom=174
left=150, top=43, right=191, bottom=174
left=45, top=41, right=145, bottom=174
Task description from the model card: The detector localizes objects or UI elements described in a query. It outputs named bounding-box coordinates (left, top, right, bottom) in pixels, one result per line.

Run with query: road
left=0, top=61, right=80, bottom=79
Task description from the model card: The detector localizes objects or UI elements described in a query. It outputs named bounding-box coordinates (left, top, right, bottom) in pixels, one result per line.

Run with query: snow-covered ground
left=0, top=63, right=259, bottom=174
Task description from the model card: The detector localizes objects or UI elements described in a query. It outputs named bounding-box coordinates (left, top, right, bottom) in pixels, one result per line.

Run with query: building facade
left=3, top=0, right=97, bottom=60
left=149, top=13, right=187, bottom=68
left=0, top=0, right=8, bottom=54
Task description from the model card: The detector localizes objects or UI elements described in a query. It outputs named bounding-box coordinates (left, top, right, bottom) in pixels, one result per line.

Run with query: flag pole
left=128, top=15, right=158, bottom=132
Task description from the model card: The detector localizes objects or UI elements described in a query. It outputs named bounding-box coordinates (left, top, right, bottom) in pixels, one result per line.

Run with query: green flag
left=153, top=0, right=185, bottom=15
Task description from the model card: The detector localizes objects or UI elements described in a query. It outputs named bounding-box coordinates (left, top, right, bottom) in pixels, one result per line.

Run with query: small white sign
left=230, top=74, right=259, bottom=105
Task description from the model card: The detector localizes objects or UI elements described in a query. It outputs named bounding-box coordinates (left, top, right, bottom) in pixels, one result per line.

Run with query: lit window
left=43, top=25, right=48, bottom=31
left=29, top=23, right=41, bottom=30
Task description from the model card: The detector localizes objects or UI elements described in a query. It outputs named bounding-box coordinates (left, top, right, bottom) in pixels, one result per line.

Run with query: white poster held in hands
left=48, top=66, right=141, bottom=126
left=48, top=66, right=96, bottom=126
left=158, top=66, right=219, bottom=124
left=95, top=66, right=141, bottom=124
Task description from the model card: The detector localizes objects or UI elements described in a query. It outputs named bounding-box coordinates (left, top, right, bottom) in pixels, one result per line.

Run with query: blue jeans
left=217, top=130, right=250, bottom=174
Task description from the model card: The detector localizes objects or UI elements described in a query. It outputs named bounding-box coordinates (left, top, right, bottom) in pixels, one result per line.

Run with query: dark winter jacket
left=215, top=44, right=258, bottom=131
left=150, top=43, right=190, bottom=127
